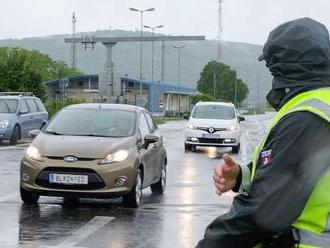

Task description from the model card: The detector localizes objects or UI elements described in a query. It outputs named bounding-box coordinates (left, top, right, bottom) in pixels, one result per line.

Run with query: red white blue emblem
left=260, top=149, right=272, bottom=167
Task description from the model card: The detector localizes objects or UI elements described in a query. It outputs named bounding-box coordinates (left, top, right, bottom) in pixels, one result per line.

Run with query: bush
left=46, top=99, right=85, bottom=118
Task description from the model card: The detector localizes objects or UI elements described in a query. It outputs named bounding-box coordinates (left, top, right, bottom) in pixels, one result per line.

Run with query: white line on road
left=55, top=216, right=114, bottom=247
left=0, top=193, right=19, bottom=203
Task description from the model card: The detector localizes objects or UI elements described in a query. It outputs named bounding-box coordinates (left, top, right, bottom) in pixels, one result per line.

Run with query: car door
left=138, top=112, right=156, bottom=186
left=25, top=99, right=41, bottom=130
left=18, top=99, right=32, bottom=137
left=34, top=99, right=48, bottom=128
left=143, top=111, right=164, bottom=183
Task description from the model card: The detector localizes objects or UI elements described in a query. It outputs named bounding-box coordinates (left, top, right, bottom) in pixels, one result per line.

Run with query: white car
left=184, top=101, right=244, bottom=153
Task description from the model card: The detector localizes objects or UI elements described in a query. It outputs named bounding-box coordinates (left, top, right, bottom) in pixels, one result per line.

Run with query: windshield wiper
left=45, top=131, right=63, bottom=135
left=80, top=134, right=111, bottom=138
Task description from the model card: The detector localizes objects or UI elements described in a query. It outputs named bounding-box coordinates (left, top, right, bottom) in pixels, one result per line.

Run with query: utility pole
left=173, top=45, right=186, bottom=87
left=217, top=0, right=224, bottom=61
left=70, top=12, right=77, bottom=69
left=161, top=41, right=166, bottom=82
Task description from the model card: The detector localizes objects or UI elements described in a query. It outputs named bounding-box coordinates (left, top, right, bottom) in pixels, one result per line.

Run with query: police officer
left=197, top=17, right=330, bottom=248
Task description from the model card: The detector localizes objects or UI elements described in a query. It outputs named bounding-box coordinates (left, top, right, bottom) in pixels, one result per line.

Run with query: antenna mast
left=70, top=12, right=77, bottom=69
left=217, top=0, right=223, bottom=61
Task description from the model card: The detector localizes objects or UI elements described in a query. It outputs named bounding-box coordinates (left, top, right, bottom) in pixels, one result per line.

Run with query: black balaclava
left=259, top=17, right=330, bottom=110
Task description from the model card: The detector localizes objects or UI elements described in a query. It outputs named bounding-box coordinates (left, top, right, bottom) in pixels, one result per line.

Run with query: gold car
left=20, top=104, right=167, bottom=208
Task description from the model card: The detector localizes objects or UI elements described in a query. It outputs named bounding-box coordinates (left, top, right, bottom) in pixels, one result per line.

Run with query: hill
left=0, top=29, right=272, bottom=105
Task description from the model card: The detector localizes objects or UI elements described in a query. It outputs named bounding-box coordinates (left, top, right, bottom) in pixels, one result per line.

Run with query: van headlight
left=99, top=150, right=129, bottom=164
left=228, top=125, right=238, bottom=131
left=0, top=120, right=9, bottom=128
left=187, top=124, right=197, bottom=130
left=26, top=145, right=44, bottom=162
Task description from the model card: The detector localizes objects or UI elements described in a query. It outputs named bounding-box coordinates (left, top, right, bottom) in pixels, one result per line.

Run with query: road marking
left=54, top=216, right=114, bottom=247
left=0, top=193, right=19, bottom=203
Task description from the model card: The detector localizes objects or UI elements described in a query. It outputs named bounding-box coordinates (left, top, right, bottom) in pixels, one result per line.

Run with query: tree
left=190, top=93, right=215, bottom=105
left=0, top=47, right=81, bottom=100
left=197, top=60, right=249, bottom=106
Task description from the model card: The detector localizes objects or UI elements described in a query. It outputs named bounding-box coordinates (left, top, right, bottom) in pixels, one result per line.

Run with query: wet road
left=0, top=113, right=274, bottom=248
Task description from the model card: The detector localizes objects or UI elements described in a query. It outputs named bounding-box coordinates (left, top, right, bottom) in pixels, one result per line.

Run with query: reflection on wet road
left=0, top=113, right=274, bottom=248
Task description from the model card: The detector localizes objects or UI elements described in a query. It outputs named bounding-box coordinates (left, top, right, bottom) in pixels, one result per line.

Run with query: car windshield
left=192, top=105, right=235, bottom=120
left=0, top=99, right=18, bottom=113
left=44, top=108, right=136, bottom=137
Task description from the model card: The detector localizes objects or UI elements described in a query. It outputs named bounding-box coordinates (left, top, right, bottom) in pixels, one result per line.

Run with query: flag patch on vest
left=260, top=149, right=272, bottom=167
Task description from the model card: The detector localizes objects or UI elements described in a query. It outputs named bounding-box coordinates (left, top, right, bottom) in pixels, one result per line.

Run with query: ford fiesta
left=20, top=104, right=167, bottom=208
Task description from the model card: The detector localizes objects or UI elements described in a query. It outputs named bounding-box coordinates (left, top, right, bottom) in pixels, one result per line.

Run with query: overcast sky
left=1, top=0, right=330, bottom=45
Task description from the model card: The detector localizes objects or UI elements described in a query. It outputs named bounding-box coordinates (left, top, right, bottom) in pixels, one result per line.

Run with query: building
left=44, top=74, right=196, bottom=116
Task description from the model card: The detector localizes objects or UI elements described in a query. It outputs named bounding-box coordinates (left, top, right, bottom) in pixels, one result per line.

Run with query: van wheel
left=190, top=145, right=197, bottom=152
left=20, top=186, right=39, bottom=204
left=232, top=143, right=240, bottom=154
left=123, top=169, right=142, bottom=208
left=151, top=163, right=166, bottom=194
left=10, top=125, right=20, bottom=145
left=184, top=143, right=191, bottom=152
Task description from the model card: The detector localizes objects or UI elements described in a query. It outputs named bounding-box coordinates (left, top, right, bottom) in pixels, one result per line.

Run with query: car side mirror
left=20, top=109, right=28, bottom=115
left=144, top=134, right=159, bottom=149
left=183, top=114, right=189, bottom=120
left=28, top=129, right=41, bottom=138
left=238, top=116, right=245, bottom=122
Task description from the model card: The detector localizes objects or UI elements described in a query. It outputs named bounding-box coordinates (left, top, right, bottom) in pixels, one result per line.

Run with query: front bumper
left=184, top=128, right=240, bottom=147
left=0, top=127, right=13, bottom=140
left=20, top=155, right=138, bottom=198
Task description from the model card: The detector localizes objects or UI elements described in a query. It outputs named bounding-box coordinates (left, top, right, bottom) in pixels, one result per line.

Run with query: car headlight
left=228, top=125, right=238, bottom=131
left=0, top=120, right=9, bottom=129
left=187, top=124, right=197, bottom=130
left=26, top=145, right=44, bottom=162
left=99, top=150, right=129, bottom=164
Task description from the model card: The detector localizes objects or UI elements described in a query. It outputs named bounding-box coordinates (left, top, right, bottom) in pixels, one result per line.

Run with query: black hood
left=259, top=17, right=330, bottom=109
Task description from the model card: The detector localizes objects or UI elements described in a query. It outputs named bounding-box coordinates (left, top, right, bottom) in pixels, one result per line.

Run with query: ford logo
left=208, top=127, right=215, bottom=133
left=64, top=156, right=78, bottom=163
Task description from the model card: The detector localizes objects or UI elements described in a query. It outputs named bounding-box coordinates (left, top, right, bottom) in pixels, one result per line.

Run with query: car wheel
left=190, top=145, right=197, bottom=152
left=10, top=125, right=20, bottom=145
left=232, top=143, right=240, bottom=154
left=151, top=163, right=166, bottom=194
left=184, top=143, right=191, bottom=152
left=123, top=169, right=142, bottom=208
left=63, top=197, right=79, bottom=206
left=20, top=186, right=39, bottom=204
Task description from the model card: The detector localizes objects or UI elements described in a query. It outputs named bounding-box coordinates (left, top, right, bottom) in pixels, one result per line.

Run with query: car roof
left=0, top=95, right=38, bottom=100
left=65, top=103, right=145, bottom=113
left=195, top=101, right=234, bottom=107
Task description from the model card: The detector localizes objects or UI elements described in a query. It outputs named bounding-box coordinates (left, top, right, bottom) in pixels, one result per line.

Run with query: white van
left=184, top=101, right=244, bottom=153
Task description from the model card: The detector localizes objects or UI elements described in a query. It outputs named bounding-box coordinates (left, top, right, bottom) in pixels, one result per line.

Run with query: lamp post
left=144, top=25, right=164, bottom=84
left=173, top=45, right=186, bottom=87
left=129, top=7, right=155, bottom=98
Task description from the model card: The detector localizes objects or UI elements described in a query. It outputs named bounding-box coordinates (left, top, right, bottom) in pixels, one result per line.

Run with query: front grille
left=45, top=156, right=95, bottom=161
left=36, top=167, right=105, bottom=190
left=197, top=127, right=227, bottom=133
left=198, top=138, right=224, bottom=144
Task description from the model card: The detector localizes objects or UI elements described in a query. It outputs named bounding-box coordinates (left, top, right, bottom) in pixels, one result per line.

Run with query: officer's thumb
left=223, top=154, right=236, bottom=170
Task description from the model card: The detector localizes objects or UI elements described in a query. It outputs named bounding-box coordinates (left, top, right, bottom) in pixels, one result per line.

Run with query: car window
left=144, top=112, right=156, bottom=132
left=34, top=99, right=46, bottom=112
left=0, top=99, right=18, bottom=113
left=26, top=99, right=38, bottom=113
left=20, top=100, right=29, bottom=114
left=192, top=105, right=236, bottom=120
left=44, top=109, right=136, bottom=137
left=139, top=113, right=150, bottom=139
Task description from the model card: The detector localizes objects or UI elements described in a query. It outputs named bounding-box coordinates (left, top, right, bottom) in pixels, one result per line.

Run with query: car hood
left=32, top=133, right=137, bottom=159
left=189, top=118, right=237, bottom=128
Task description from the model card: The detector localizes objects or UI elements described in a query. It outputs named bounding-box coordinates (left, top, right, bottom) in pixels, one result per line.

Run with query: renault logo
left=208, top=127, right=215, bottom=133
left=64, top=156, right=78, bottom=163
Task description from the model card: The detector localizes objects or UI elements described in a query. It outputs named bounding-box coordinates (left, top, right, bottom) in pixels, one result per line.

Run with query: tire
left=190, top=145, right=197, bottom=152
left=63, top=197, right=79, bottom=206
left=10, top=125, right=20, bottom=145
left=151, top=163, right=166, bottom=194
left=232, top=143, right=240, bottom=154
left=123, top=169, right=143, bottom=208
left=20, top=186, right=39, bottom=204
left=184, top=143, right=191, bottom=152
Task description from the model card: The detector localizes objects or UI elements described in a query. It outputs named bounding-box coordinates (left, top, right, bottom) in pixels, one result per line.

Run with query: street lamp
left=172, top=45, right=186, bottom=87
left=129, top=7, right=155, bottom=98
left=144, top=25, right=164, bottom=84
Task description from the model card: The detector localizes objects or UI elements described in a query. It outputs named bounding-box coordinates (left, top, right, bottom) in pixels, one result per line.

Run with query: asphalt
left=0, top=113, right=274, bottom=248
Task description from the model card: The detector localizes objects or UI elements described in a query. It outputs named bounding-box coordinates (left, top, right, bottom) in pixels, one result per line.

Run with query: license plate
left=49, top=174, right=88, bottom=185
left=203, top=133, right=220, bottom=139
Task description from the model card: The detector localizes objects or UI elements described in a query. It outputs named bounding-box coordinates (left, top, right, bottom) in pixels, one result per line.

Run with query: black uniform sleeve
left=197, top=111, right=330, bottom=248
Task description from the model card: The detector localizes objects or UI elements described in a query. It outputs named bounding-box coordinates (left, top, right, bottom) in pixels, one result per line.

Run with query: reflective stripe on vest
left=250, top=88, right=330, bottom=248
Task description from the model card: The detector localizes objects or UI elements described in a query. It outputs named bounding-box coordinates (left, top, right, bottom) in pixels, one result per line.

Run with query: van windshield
left=0, top=99, right=18, bottom=113
left=192, top=105, right=235, bottom=120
